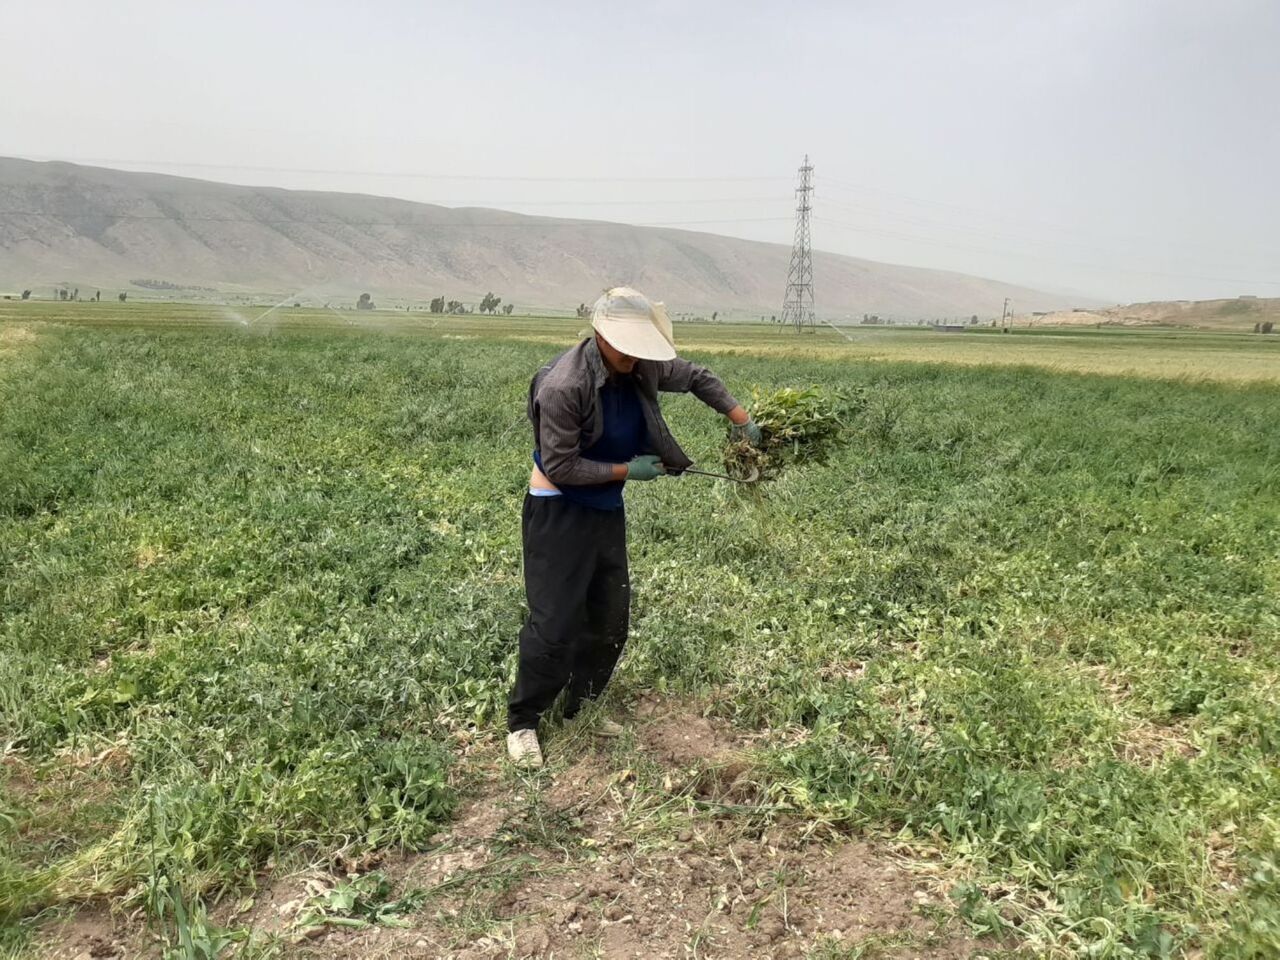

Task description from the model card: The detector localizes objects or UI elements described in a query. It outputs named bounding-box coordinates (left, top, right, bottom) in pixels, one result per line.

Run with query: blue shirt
left=533, top=375, right=647, bottom=510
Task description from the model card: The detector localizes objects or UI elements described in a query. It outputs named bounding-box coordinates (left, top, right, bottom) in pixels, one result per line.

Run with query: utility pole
left=1001, top=297, right=1012, bottom=333
left=780, top=156, right=816, bottom=333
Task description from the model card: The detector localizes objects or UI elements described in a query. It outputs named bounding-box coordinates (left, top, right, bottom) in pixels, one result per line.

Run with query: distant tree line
left=3, top=287, right=112, bottom=301
left=430, top=297, right=469, bottom=315
left=10, top=284, right=532, bottom=317
left=425, top=293, right=516, bottom=315
left=43, top=287, right=107, bottom=302
left=1254, top=321, right=1274, bottom=333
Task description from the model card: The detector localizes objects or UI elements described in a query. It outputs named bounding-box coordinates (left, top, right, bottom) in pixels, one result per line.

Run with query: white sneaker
left=506, top=729, right=543, bottom=769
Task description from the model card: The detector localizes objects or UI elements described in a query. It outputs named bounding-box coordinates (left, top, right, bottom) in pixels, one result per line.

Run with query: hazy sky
left=4, top=0, right=1278, bottom=303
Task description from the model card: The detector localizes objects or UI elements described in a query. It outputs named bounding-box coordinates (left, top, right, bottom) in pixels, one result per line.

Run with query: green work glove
left=730, top=419, right=763, bottom=446
left=626, top=454, right=666, bottom=481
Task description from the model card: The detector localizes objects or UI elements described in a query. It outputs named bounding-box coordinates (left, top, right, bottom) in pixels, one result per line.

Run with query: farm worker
left=507, top=287, right=761, bottom=768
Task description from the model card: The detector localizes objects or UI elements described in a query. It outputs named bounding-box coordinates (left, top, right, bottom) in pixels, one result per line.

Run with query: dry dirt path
left=35, top=699, right=998, bottom=960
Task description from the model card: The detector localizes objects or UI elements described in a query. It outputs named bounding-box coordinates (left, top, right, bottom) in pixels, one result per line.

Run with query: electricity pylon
left=780, top=155, right=815, bottom=333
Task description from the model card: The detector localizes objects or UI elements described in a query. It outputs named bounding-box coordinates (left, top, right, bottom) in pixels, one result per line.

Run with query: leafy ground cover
left=1, top=308, right=1278, bottom=957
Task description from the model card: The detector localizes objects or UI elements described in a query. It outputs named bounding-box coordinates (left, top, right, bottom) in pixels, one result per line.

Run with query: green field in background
left=5, top=299, right=1280, bottom=382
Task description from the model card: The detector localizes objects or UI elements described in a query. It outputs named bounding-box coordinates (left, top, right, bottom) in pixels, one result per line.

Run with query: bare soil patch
left=290, top=700, right=989, bottom=959
left=30, top=699, right=994, bottom=959
left=454, top=828, right=980, bottom=960
left=25, top=903, right=151, bottom=960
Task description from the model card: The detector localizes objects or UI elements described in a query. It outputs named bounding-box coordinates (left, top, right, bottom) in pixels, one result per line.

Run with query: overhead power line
left=819, top=176, right=1274, bottom=261
left=5, top=204, right=1272, bottom=287
left=0, top=209, right=792, bottom=229
left=813, top=215, right=1280, bottom=287
left=14, top=154, right=1268, bottom=274
left=9, top=154, right=792, bottom=184
left=818, top=196, right=1270, bottom=268
left=442, top=196, right=784, bottom=207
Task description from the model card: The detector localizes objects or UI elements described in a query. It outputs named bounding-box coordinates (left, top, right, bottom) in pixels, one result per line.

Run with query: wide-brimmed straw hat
left=591, top=286, right=677, bottom=361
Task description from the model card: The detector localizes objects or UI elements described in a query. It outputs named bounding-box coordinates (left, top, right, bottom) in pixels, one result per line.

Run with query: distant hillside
left=0, top=157, right=1091, bottom=317
left=1027, top=297, right=1280, bottom=331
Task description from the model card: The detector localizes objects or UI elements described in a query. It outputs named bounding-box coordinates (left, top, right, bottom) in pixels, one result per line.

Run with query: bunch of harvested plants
left=722, top=386, right=857, bottom=480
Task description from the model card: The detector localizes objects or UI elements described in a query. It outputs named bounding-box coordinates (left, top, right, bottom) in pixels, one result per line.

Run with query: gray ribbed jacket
left=528, top=337, right=739, bottom=484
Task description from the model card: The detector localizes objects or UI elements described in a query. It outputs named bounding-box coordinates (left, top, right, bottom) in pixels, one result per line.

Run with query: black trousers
left=507, top=494, right=630, bottom=732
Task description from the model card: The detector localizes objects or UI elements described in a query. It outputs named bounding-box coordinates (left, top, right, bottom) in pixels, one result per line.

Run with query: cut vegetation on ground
left=1, top=303, right=1278, bottom=958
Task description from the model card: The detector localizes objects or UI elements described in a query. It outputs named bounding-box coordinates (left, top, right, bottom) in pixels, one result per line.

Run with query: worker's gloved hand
left=730, top=418, right=763, bottom=446
left=626, top=454, right=666, bottom=481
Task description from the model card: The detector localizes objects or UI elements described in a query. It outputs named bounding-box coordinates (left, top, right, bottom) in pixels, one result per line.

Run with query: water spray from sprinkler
left=823, top=320, right=855, bottom=342
left=250, top=292, right=302, bottom=326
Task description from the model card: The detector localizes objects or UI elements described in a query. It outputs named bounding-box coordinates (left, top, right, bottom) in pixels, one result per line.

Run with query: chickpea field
left=1, top=303, right=1279, bottom=959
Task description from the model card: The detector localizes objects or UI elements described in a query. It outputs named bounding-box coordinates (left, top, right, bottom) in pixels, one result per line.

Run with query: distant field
left=4, top=299, right=1280, bottom=382
left=1029, top=297, right=1280, bottom=334
left=1, top=304, right=1279, bottom=957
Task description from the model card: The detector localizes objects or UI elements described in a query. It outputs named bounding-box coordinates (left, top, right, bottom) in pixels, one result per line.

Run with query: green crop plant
left=722, top=385, right=859, bottom=480
left=1, top=305, right=1278, bottom=957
